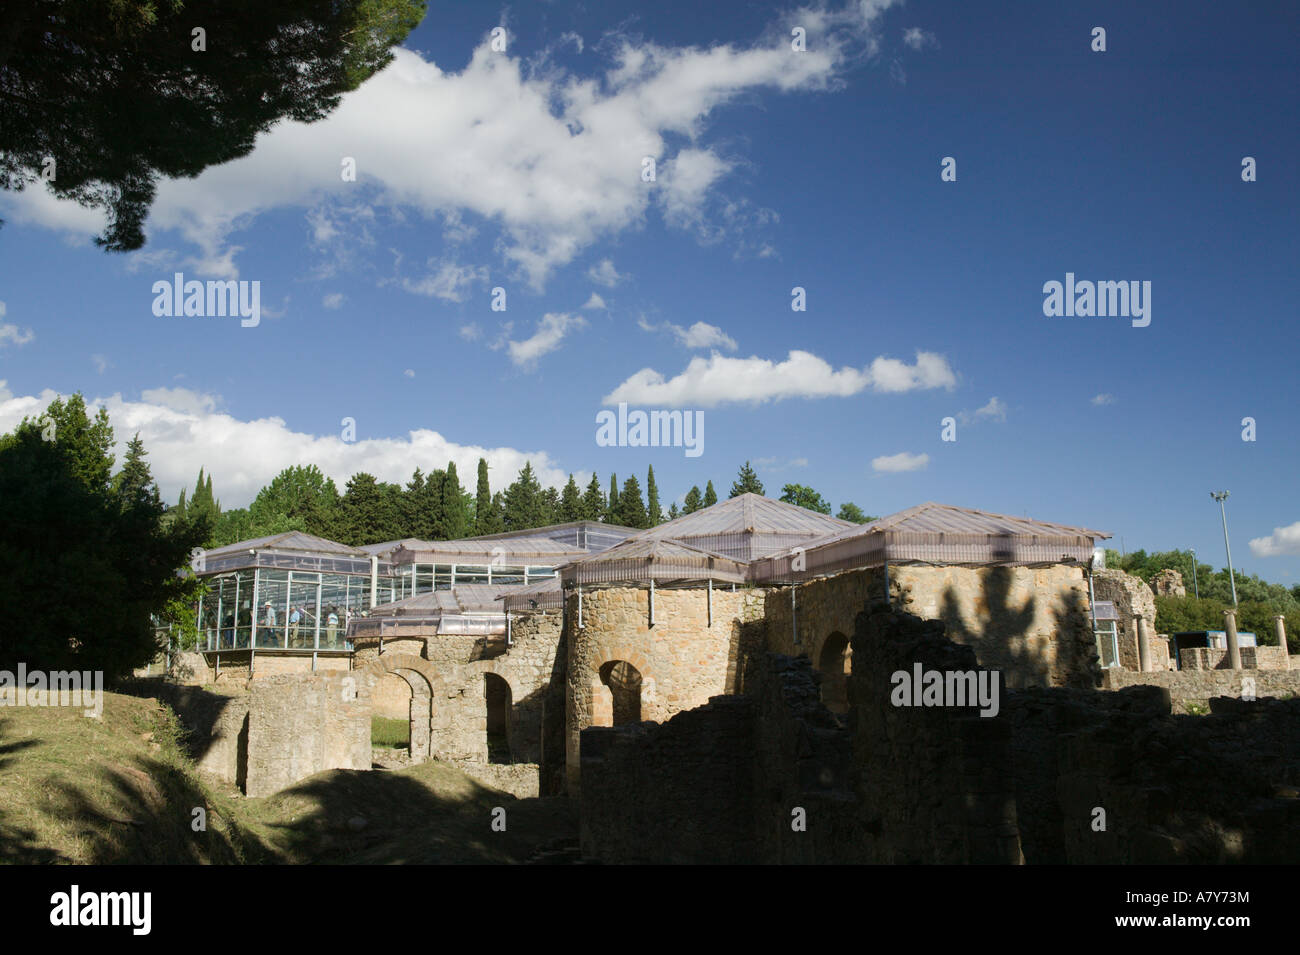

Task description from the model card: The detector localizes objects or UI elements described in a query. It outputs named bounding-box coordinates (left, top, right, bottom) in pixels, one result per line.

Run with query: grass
left=371, top=715, right=410, bottom=749
left=0, top=691, right=575, bottom=864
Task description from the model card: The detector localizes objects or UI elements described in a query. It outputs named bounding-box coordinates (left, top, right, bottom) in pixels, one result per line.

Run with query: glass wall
left=395, top=563, right=558, bottom=599
left=200, top=568, right=395, bottom=651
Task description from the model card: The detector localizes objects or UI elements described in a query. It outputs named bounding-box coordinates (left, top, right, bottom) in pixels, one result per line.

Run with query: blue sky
left=1, top=0, right=1297, bottom=580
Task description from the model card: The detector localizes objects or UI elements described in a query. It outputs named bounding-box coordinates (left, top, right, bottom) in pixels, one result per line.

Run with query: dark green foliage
left=0, top=395, right=206, bottom=676
left=836, top=502, right=875, bottom=524
left=473, top=458, right=496, bottom=536
left=615, top=475, right=648, bottom=529
left=646, top=465, right=662, bottom=525
left=729, top=462, right=764, bottom=497
left=703, top=480, right=718, bottom=507
left=779, top=483, right=831, bottom=514
left=559, top=475, right=584, bottom=523
left=0, top=0, right=425, bottom=250
left=581, top=474, right=605, bottom=521
left=683, top=486, right=703, bottom=514
left=606, top=473, right=619, bottom=524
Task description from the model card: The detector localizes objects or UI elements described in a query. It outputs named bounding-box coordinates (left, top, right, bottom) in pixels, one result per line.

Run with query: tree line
left=1105, top=548, right=1299, bottom=652
left=177, top=457, right=877, bottom=549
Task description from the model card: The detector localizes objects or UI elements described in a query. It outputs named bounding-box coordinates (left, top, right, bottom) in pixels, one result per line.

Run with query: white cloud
left=1249, top=521, right=1300, bottom=558
left=638, top=317, right=737, bottom=351
left=604, top=349, right=954, bottom=407
left=872, top=451, right=928, bottom=473
left=0, top=383, right=570, bottom=507
left=586, top=259, right=626, bottom=288
left=11, top=4, right=902, bottom=286
left=403, top=369, right=416, bottom=378
left=957, top=395, right=1006, bottom=425
left=582, top=292, right=607, bottom=310
left=322, top=292, right=345, bottom=309
left=902, top=27, right=938, bottom=50
left=92, top=354, right=110, bottom=374
left=1092, top=393, right=1116, bottom=406
left=401, top=260, right=489, bottom=302
left=660, top=148, right=734, bottom=231
left=0, top=324, right=35, bottom=348
left=507, top=312, right=586, bottom=367
left=140, top=386, right=221, bottom=415
left=753, top=456, right=808, bottom=471
left=459, top=323, right=482, bottom=342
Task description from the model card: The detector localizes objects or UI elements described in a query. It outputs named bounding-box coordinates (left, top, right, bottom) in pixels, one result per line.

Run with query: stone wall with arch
left=563, top=583, right=767, bottom=793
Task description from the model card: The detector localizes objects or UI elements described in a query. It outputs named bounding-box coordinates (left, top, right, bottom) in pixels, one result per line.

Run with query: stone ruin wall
left=1091, top=568, right=1157, bottom=670
left=121, top=671, right=373, bottom=798
left=562, top=584, right=766, bottom=794
left=579, top=601, right=1300, bottom=863
left=763, top=564, right=1097, bottom=690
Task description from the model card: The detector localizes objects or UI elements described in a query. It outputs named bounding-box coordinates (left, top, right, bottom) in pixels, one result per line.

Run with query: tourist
left=261, top=601, right=277, bottom=646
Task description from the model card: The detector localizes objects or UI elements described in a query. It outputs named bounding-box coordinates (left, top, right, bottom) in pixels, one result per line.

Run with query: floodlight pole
left=1210, top=491, right=1237, bottom=608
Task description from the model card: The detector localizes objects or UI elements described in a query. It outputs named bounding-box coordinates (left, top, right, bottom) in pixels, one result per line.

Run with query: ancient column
left=1276, top=615, right=1289, bottom=670
left=1136, top=616, right=1151, bottom=672
left=1223, top=608, right=1242, bottom=671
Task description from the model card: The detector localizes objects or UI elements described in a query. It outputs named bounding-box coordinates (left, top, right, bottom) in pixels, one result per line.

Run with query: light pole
left=1189, top=547, right=1199, bottom=599
left=1210, top=491, right=1237, bottom=608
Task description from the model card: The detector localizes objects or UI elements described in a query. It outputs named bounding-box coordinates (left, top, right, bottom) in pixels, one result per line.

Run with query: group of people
left=207, top=600, right=357, bottom=651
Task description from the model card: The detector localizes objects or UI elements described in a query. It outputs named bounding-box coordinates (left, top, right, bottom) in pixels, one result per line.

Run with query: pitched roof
left=391, top=535, right=586, bottom=563
left=635, top=493, right=854, bottom=561
left=751, top=501, right=1111, bottom=580
left=559, top=536, right=749, bottom=585
left=203, top=531, right=366, bottom=558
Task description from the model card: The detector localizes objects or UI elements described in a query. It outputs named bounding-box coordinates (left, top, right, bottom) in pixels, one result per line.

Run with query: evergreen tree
left=442, top=461, right=470, bottom=539
left=0, top=0, right=424, bottom=253
left=683, top=485, right=703, bottom=514
left=703, top=480, right=718, bottom=507
left=582, top=474, right=606, bottom=521
left=0, top=396, right=205, bottom=676
left=503, top=462, right=546, bottom=531
left=541, top=486, right=561, bottom=527
left=339, top=473, right=400, bottom=545
left=729, top=462, right=764, bottom=497
left=668, top=501, right=681, bottom=520
left=113, top=433, right=155, bottom=507
left=606, top=473, right=620, bottom=524
left=615, top=474, right=648, bottom=529
left=481, top=491, right=506, bottom=535
left=403, top=467, right=426, bottom=536
left=248, top=464, right=341, bottom=541
left=646, top=465, right=662, bottom=525
left=474, top=458, right=494, bottom=536
left=560, top=475, right=584, bottom=522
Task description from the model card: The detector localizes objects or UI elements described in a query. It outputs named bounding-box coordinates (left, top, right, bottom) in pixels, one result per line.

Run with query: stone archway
left=358, top=653, right=438, bottom=763
left=597, top=660, right=643, bottom=725
left=816, top=632, right=851, bottom=715
left=484, top=672, right=512, bottom=763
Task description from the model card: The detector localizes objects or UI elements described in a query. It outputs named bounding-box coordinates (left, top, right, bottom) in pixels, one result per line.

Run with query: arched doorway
left=817, top=632, right=851, bottom=715
left=598, top=660, right=642, bottom=725
left=485, top=672, right=512, bottom=763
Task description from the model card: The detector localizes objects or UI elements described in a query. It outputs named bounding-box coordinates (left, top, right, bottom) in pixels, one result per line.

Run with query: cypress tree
left=606, top=473, right=619, bottom=523
left=683, top=485, right=702, bottom=514
left=646, top=465, right=662, bottom=525
left=703, top=480, right=718, bottom=507
left=474, top=458, right=494, bottom=535
left=442, top=461, right=469, bottom=539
